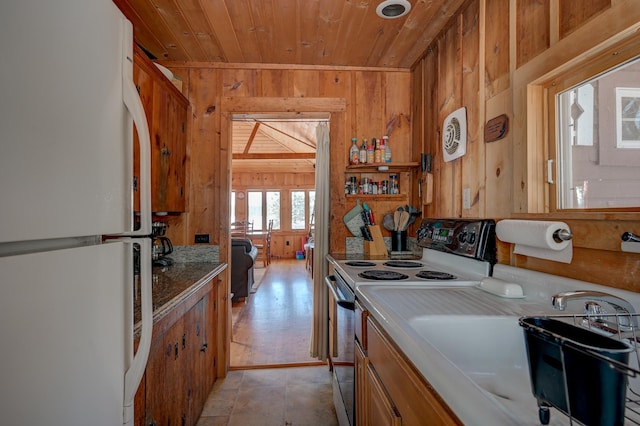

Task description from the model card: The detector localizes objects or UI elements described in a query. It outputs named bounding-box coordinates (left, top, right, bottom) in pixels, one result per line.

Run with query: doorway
left=229, top=116, right=322, bottom=368
left=221, top=97, right=345, bottom=370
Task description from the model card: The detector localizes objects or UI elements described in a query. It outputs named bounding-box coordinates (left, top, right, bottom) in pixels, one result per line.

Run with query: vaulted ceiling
left=231, top=118, right=320, bottom=173
left=116, top=0, right=466, bottom=173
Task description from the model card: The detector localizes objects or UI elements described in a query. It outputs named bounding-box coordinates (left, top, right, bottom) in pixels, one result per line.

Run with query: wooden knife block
left=364, top=225, right=388, bottom=258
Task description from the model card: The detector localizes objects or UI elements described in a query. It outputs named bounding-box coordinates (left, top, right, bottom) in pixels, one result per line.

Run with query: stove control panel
left=416, top=218, right=496, bottom=263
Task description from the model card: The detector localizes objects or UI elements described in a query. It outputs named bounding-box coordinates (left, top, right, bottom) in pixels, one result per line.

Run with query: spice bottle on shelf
left=366, top=139, right=375, bottom=163
left=349, top=137, right=359, bottom=165
left=350, top=176, right=358, bottom=194
left=371, top=181, right=378, bottom=194
left=374, top=137, right=382, bottom=163
left=389, top=174, right=399, bottom=194
left=359, top=139, right=368, bottom=164
left=383, top=135, right=391, bottom=163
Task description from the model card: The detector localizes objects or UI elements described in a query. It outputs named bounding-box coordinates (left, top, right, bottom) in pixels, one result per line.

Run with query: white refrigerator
left=0, top=1, right=154, bottom=425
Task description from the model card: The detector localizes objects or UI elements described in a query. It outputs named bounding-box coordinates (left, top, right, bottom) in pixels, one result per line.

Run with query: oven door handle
left=325, top=275, right=355, bottom=311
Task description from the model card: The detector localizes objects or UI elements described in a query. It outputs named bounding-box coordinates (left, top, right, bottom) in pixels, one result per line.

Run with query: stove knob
left=457, top=232, right=466, bottom=243
left=466, top=232, right=476, bottom=244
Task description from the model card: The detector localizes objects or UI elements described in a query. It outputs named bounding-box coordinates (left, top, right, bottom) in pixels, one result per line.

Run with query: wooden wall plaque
left=484, top=114, right=509, bottom=142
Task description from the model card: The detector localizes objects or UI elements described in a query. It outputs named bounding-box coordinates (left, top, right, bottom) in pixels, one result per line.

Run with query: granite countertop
left=134, top=261, right=227, bottom=335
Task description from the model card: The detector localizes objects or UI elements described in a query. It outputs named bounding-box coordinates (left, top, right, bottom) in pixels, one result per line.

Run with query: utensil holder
left=391, top=230, right=407, bottom=252
left=364, top=225, right=387, bottom=258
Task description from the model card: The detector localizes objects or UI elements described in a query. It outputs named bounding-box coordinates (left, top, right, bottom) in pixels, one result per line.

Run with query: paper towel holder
left=622, top=232, right=640, bottom=243
left=553, top=229, right=573, bottom=243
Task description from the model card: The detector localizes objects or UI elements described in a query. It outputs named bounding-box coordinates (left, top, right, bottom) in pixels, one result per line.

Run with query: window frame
left=231, top=188, right=315, bottom=232
left=543, top=37, right=640, bottom=213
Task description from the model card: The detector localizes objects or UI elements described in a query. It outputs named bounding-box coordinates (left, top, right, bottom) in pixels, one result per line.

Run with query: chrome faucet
left=552, top=290, right=638, bottom=330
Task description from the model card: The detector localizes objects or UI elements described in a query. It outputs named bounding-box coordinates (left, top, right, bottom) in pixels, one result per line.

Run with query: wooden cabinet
left=355, top=300, right=369, bottom=425
left=355, top=308, right=461, bottom=426
left=133, top=46, right=189, bottom=213
left=136, top=280, right=218, bottom=426
left=366, top=363, right=401, bottom=426
left=355, top=342, right=369, bottom=425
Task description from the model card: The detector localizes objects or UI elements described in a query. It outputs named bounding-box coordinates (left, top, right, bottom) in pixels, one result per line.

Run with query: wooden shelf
left=346, top=162, right=420, bottom=173
left=346, top=194, right=407, bottom=200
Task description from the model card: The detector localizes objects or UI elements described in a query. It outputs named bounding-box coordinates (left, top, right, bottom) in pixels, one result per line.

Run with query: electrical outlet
left=194, top=234, right=210, bottom=244
left=463, top=188, right=471, bottom=210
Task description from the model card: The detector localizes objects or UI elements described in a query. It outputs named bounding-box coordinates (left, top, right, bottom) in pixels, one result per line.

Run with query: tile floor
left=196, top=366, right=339, bottom=426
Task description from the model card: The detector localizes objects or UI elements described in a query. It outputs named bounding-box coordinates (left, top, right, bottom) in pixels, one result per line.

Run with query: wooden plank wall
left=410, top=0, right=640, bottom=291
left=159, top=65, right=412, bottom=258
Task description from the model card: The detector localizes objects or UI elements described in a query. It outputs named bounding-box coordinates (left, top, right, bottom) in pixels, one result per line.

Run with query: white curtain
left=309, top=121, right=329, bottom=360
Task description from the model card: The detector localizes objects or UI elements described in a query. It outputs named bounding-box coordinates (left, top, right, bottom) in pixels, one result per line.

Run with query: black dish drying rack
left=520, top=312, right=640, bottom=426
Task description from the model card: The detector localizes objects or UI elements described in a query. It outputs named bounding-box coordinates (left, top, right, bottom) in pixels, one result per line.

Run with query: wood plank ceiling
left=232, top=118, right=320, bottom=173
left=116, top=0, right=467, bottom=174
left=118, top=0, right=466, bottom=68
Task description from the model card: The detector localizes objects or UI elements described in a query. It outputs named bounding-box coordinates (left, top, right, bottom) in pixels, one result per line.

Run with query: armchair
left=231, top=238, right=258, bottom=301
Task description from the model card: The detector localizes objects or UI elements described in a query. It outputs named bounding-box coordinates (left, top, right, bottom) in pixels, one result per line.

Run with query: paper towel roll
left=496, top=220, right=573, bottom=263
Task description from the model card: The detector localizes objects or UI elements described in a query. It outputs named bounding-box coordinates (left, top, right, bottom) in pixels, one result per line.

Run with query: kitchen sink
left=406, top=313, right=640, bottom=424
left=407, top=315, right=538, bottom=417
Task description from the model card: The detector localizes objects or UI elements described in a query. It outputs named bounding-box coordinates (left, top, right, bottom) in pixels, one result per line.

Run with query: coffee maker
left=151, top=221, right=173, bottom=266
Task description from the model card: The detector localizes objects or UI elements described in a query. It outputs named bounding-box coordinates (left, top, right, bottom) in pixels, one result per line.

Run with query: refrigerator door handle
left=123, top=238, right=152, bottom=425
left=121, top=18, right=151, bottom=237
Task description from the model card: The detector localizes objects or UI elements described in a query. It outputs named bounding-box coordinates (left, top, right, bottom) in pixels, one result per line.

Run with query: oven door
left=325, top=274, right=355, bottom=426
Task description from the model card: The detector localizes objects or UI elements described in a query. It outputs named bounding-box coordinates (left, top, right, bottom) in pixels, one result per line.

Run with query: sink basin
left=407, top=315, right=535, bottom=412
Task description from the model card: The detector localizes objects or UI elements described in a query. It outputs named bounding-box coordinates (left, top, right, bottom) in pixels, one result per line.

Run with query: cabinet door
left=355, top=342, right=369, bottom=426
left=133, top=48, right=188, bottom=213
left=133, top=338, right=146, bottom=426
left=366, top=364, right=401, bottom=426
left=151, top=83, right=187, bottom=212
left=190, top=297, right=207, bottom=420
left=164, top=315, right=188, bottom=426
left=205, top=282, right=218, bottom=386
left=132, top=60, right=154, bottom=213
left=145, top=336, right=168, bottom=426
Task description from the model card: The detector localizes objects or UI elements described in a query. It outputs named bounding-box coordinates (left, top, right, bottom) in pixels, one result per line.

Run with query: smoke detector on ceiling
left=376, top=0, right=411, bottom=19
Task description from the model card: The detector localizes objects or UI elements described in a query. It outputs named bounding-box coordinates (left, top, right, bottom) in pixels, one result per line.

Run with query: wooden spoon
left=393, top=210, right=401, bottom=231
left=398, top=211, right=410, bottom=231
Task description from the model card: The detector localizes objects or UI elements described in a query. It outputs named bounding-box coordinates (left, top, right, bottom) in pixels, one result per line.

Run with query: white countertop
left=355, top=271, right=640, bottom=425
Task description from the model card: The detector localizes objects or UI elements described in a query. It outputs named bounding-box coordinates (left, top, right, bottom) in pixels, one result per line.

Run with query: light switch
left=463, top=188, right=471, bottom=210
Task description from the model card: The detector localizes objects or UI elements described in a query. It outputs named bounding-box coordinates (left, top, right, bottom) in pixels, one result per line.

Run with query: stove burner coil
left=358, top=270, right=409, bottom=281
left=345, top=261, right=377, bottom=267
left=416, top=270, right=457, bottom=280
left=383, top=260, right=423, bottom=268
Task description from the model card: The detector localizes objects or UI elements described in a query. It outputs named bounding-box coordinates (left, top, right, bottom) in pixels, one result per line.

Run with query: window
left=231, top=189, right=312, bottom=231
left=247, top=191, right=263, bottom=230
left=230, top=191, right=236, bottom=223
left=291, top=191, right=306, bottom=229
left=266, top=191, right=281, bottom=230
left=550, top=53, right=640, bottom=210
left=289, top=190, right=315, bottom=230
left=309, top=190, right=316, bottom=224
